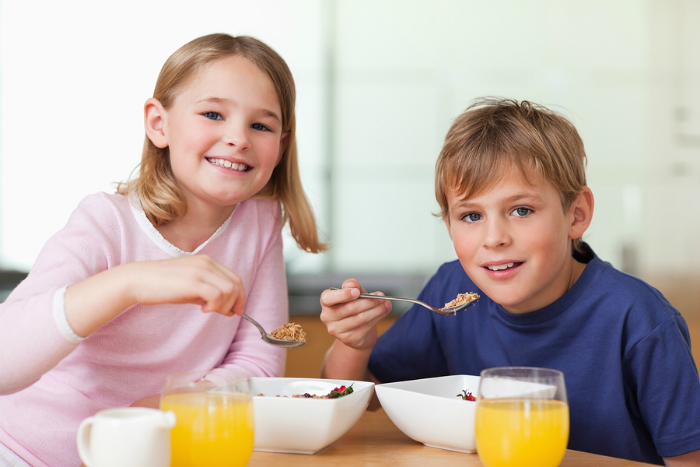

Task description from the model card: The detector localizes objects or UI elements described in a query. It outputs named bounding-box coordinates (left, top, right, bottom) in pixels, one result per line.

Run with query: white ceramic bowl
left=375, top=374, right=559, bottom=454
left=375, top=374, right=481, bottom=453
left=250, top=377, right=374, bottom=454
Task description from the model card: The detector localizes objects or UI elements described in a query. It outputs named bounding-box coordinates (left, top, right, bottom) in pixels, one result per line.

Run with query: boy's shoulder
left=586, top=254, right=680, bottom=319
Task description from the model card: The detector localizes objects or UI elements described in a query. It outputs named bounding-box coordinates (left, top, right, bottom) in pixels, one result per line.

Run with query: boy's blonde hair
left=118, top=33, right=326, bottom=253
left=435, top=97, right=587, bottom=253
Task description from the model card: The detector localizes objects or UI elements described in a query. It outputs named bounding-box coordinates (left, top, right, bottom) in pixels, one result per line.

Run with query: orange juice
left=475, top=398, right=569, bottom=467
left=161, top=392, right=254, bottom=467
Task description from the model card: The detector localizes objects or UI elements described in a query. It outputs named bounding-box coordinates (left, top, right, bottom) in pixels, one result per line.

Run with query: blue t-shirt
left=368, top=246, right=700, bottom=465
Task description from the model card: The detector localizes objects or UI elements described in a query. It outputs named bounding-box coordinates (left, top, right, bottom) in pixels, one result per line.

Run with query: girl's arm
left=204, top=223, right=287, bottom=384
left=65, top=255, right=246, bottom=338
left=0, top=194, right=246, bottom=395
left=0, top=195, right=119, bottom=394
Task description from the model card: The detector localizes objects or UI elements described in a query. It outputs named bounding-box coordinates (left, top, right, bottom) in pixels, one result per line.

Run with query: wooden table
left=247, top=408, right=654, bottom=466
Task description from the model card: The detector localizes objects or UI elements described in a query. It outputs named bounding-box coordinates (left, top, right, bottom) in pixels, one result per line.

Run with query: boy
left=319, top=98, right=700, bottom=466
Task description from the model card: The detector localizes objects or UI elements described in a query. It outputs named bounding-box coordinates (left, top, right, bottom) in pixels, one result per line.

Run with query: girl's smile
left=205, top=157, right=252, bottom=172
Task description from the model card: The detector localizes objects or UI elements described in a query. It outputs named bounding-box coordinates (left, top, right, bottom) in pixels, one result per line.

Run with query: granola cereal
left=444, top=292, right=480, bottom=314
left=269, top=322, right=307, bottom=342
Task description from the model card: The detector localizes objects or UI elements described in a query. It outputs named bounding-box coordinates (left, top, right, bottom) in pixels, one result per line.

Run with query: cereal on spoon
left=444, top=292, right=480, bottom=315
left=269, top=322, right=307, bottom=342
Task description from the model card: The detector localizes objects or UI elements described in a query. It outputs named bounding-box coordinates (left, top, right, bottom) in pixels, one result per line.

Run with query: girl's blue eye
left=203, top=111, right=222, bottom=120
left=462, top=213, right=482, bottom=223
left=513, top=207, right=532, bottom=217
left=251, top=123, right=269, bottom=131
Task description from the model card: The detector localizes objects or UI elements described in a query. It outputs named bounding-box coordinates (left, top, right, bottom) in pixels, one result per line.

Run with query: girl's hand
left=65, top=255, right=246, bottom=338
left=127, top=255, right=246, bottom=317
left=319, top=278, right=392, bottom=350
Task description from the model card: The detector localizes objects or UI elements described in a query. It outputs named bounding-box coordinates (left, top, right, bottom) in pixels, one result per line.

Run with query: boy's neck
left=501, top=254, right=588, bottom=315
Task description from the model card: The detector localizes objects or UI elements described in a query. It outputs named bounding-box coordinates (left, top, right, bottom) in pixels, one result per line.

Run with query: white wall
left=328, top=0, right=655, bottom=274
left=0, top=0, right=329, bottom=272
left=1, top=0, right=699, bottom=279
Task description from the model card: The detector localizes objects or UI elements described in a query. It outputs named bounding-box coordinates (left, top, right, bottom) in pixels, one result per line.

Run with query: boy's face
left=443, top=166, right=585, bottom=314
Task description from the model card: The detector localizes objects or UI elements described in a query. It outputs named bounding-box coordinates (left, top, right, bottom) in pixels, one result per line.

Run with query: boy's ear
left=276, top=132, right=290, bottom=165
left=568, top=187, right=594, bottom=240
left=144, top=98, right=168, bottom=149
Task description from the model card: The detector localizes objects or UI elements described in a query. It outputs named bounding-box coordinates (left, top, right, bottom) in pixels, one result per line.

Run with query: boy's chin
left=477, top=289, right=533, bottom=313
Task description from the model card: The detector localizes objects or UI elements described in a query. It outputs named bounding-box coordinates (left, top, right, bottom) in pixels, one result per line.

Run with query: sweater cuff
left=52, top=286, right=85, bottom=344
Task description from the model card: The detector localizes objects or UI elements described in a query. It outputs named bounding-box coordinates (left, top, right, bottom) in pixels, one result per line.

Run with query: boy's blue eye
left=513, top=207, right=532, bottom=217
left=203, top=111, right=222, bottom=120
left=462, top=213, right=482, bottom=223
left=251, top=123, right=269, bottom=131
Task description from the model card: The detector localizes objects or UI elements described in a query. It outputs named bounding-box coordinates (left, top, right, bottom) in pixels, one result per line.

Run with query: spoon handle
left=241, top=314, right=266, bottom=334
left=329, top=287, right=436, bottom=311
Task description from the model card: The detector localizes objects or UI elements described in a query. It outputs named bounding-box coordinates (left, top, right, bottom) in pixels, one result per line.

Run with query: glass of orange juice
left=475, top=367, right=569, bottom=467
left=160, top=372, right=254, bottom=467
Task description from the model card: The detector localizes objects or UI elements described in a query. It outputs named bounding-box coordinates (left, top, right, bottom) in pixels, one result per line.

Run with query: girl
left=0, top=33, right=325, bottom=467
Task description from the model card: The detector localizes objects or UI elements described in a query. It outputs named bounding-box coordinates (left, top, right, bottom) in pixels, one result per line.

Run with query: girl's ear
left=569, top=186, right=594, bottom=241
left=276, top=132, right=290, bottom=165
left=144, top=98, right=168, bottom=149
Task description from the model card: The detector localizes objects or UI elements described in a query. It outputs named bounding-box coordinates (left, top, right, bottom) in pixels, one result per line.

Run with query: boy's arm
left=319, top=279, right=391, bottom=409
left=663, top=450, right=700, bottom=466
left=321, top=340, right=382, bottom=410
left=320, top=339, right=374, bottom=381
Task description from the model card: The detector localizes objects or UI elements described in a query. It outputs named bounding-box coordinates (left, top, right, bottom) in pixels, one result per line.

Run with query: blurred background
left=1, top=0, right=699, bottom=375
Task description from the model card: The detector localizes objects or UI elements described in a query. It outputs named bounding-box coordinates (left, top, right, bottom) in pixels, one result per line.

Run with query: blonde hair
left=435, top=97, right=588, bottom=253
left=118, top=33, right=326, bottom=253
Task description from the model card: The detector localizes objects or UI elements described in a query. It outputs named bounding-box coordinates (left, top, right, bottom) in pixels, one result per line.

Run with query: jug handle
left=76, top=416, right=95, bottom=467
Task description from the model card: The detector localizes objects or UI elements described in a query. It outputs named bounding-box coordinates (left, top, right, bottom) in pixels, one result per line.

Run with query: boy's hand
left=320, top=278, right=392, bottom=350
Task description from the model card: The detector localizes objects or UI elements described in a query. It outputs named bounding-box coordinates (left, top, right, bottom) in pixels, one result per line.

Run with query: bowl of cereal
left=374, top=374, right=481, bottom=453
left=375, top=374, right=557, bottom=453
left=250, top=377, right=374, bottom=454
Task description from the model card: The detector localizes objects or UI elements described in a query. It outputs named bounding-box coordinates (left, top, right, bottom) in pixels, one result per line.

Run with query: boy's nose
left=482, top=218, right=511, bottom=249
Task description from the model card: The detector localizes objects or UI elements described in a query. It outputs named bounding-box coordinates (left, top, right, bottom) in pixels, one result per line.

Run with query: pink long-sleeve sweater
left=0, top=192, right=288, bottom=467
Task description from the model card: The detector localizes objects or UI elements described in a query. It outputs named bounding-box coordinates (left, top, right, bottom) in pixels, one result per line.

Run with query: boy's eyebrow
left=453, top=193, right=544, bottom=209
left=196, top=97, right=281, bottom=123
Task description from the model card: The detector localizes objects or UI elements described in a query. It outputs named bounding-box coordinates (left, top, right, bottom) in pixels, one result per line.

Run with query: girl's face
left=154, top=56, right=287, bottom=212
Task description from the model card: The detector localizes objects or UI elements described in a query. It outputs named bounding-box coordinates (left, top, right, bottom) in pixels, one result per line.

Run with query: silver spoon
left=329, top=287, right=478, bottom=315
left=241, top=314, right=306, bottom=348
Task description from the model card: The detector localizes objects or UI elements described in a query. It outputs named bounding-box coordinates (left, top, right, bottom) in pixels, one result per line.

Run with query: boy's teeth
left=207, top=158, right=249, bottom=172
left=487, top=262, right=515, bottom=271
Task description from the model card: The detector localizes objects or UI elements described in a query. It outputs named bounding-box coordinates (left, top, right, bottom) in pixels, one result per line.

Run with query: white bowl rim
left=375, top=374, right=479, bottom=404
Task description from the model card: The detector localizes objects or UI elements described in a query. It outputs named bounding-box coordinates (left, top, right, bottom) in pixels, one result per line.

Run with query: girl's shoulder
left=72, top=192, right=133, bottom=222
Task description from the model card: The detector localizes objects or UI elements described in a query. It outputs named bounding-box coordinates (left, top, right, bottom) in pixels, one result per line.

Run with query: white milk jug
left=77, top=407, right=176, bottom=467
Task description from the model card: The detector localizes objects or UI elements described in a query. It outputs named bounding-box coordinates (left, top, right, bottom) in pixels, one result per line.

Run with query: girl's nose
left=482, top=217, right=511, bottom=249
left=223, top=122, right=250, bottom=150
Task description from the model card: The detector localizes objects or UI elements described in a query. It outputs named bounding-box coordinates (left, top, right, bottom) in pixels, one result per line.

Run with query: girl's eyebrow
left=195, top=97, right=281, bottom=123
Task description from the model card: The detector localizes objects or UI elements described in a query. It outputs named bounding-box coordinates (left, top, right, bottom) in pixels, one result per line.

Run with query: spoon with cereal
left=329, top=287, right=479, bottom=315
left=242, top=314, right=307, bottom=348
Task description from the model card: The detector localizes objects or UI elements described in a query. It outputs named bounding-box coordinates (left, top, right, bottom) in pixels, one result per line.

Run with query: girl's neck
left=155, top=200, right=236, bottom=253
